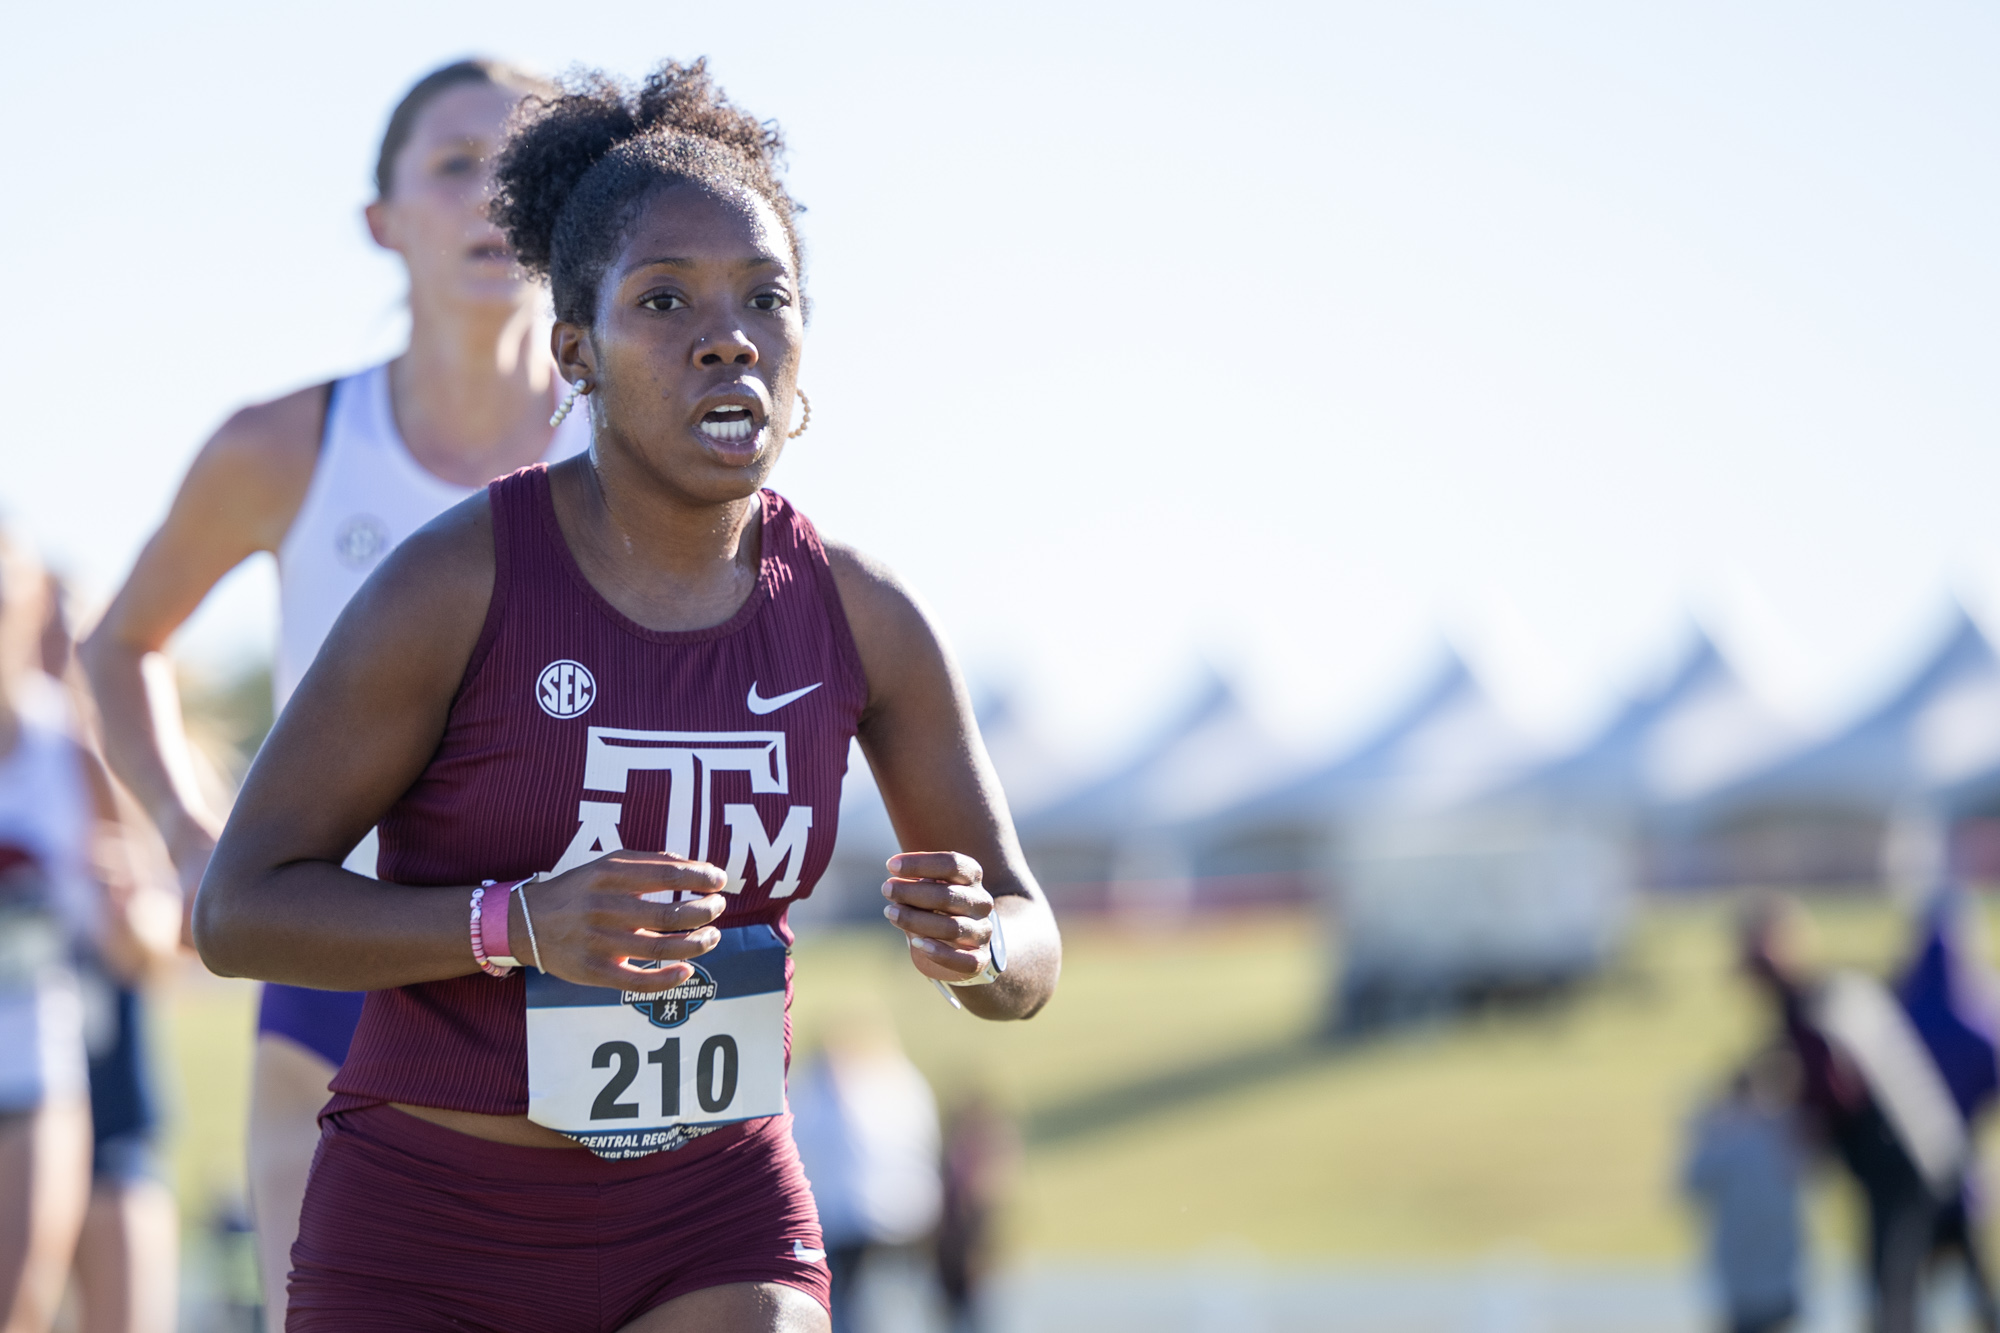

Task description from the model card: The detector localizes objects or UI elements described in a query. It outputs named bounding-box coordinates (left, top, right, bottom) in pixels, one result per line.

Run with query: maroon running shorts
left=286, top=1104, right=829, bottom=1331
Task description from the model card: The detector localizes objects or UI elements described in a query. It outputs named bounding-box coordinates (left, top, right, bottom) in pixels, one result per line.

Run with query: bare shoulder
left=825, top=541, right=937, bottom=649
left=824, top=541, right=957, bottom=716
left=197, top=384, right=325, bottom=481
left=177, top=382, right=330, bottom=552
left=83, top=383, right=335, bottom=655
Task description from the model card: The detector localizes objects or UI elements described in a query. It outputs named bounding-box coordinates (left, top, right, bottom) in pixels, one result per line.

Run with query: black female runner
left=196, top=61, right=1060, bottom=1333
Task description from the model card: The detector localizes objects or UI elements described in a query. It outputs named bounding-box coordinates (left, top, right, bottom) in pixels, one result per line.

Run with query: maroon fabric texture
left=329, top=467, right=867, bottom=1120
left=288, top=1105, right=829, bottom=1330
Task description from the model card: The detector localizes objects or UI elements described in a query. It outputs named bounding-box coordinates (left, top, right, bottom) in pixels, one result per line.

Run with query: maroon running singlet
left=289, top=467, right=859, bottom=1330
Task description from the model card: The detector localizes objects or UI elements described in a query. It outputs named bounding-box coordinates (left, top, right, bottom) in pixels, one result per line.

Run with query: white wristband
left=947, top=907, right=1007, bottom=986
left=934, top=910, right=1007, bottom=1008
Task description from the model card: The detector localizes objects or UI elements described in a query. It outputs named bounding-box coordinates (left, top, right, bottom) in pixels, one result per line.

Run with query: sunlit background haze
left=7, top=0, right=2000, bottom=762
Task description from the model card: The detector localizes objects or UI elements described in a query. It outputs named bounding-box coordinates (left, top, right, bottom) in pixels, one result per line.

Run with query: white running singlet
left=275, top=361, right=589, bottom=710
left=273, top=362, right=587, bottom=875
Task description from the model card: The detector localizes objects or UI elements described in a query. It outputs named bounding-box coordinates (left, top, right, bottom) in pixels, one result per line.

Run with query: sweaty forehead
left=614, top=183, right=794, bottom=276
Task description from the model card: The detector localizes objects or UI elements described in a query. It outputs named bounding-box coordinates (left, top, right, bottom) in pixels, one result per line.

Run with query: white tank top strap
left=274, top=362, right=588, bottom=711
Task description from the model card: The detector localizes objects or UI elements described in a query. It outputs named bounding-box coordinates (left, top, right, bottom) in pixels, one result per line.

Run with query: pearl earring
left=787, top=390, right=811, bottom=439
left=549, top=379, right=589, bottom=428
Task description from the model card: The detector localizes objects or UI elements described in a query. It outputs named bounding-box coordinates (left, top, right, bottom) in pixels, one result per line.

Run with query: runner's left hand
left=882, top=851, right=994, bottom=983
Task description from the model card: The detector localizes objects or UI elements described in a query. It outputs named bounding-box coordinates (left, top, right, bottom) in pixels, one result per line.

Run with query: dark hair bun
left=490, top=60, right=801, bottom=325
left=487, top=72, right=634, bottom=279
left=633, top=62, right=784, bottom=171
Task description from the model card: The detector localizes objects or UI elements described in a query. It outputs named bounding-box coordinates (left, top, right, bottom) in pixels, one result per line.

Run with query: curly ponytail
left=489, top=60, right=804, bottom=326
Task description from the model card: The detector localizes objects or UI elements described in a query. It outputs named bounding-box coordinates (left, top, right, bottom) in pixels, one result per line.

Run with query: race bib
left=525, top=924, right=789, bottom=1159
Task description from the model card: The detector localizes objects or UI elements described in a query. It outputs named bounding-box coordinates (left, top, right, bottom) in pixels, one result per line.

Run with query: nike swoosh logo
left=793, top=1241, right=827, bottom=1263
left=747, top=681, right=823, bottom=715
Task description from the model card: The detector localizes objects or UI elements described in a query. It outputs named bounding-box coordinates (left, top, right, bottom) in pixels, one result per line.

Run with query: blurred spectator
left=45, top=570, right=182, bottom=1333
left=791, top=1008, right=942, bottom=1333
left=0, top=536, right=175, bottom=1331
left=0, top=830, right=90, bottom=1333
left=73, top=968, right=176, bottom=1333
left=1744, top=893, right=1983, bottom=1333
left=937, top=1092, right=1020, bottom=1333
left=0, top=532, right=95, bottom=1332
left=1894, top=887, right=2000, bottom=1331
left=1682, top=1048, right=1805, bottom=1333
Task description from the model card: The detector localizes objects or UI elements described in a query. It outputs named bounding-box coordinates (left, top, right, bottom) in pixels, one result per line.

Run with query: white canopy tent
left=1507, top=631, right=1794, bottom=813
left=1015, top=669, right=1296, bottom=915
left=1690, top=606, right=2000, bottom=889
left=1192, top=652, right=1605, bottom=1025
left=1193, top=650, right=1544, bottom=856
left=1502, top=630, right=1795, bottom=889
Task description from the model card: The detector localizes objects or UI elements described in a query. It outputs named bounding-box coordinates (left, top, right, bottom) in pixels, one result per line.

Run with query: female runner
left=0, top=533, right=175, bottom=1333
left=81, top=58, right=587, bottom=1315
left=197, top=61, right=1060, bottom=1332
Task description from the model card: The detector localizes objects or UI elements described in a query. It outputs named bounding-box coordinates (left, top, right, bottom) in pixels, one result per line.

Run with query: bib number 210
left=589, top=1035, right=739, bottom=1120
left=525, top=923, right=788, bottom=1159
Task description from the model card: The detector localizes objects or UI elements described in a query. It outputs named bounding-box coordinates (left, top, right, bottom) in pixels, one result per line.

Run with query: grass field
left=152, top=896, right=1969, bottom=1265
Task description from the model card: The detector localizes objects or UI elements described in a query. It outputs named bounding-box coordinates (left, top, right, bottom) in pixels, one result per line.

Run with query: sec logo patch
left=537, top=660, right=596, bottom=719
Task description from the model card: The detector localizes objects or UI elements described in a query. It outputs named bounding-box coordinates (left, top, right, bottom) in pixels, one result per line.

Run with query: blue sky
left=7, top=1, right=1999, bottom=765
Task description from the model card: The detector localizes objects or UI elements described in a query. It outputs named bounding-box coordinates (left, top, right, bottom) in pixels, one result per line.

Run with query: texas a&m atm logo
left=551, top=728, right=814, bottom=898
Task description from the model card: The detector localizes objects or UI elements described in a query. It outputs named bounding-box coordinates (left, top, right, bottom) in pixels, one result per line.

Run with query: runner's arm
left=195, top=500, right=725, bottom=992
left=79, top=387, right=325, bottom=898
left=829, top=543, right=1061, bottom=1021
left=74, top=739, right=181, bottom=984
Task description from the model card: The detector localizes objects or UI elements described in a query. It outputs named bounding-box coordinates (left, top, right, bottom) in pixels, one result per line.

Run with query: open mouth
left=699, top=406, right=760, bottom=443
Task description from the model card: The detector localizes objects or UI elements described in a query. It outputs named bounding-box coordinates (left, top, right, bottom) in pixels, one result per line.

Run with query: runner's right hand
left=512, top=851, right=727, bottom=991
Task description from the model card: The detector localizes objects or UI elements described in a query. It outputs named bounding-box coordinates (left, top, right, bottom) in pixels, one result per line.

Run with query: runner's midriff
left=389, top=1104, right=583, bottom=1149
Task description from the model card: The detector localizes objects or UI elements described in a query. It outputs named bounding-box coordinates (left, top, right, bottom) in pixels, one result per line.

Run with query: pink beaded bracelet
left=469, top=884, right=514, bottom=978
left=479, top=878, right=521, bottom=968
